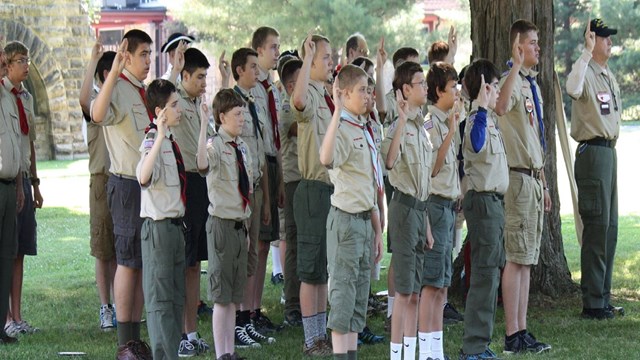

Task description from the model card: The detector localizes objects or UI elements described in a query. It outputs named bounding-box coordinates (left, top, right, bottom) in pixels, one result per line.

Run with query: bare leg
left=96, top=258, right=116, bottom=305
left=519, top=265, right=531, bottom=331
left=502, top=261, right=522, bottom=335
left=9, top=255, right=25, bottom=322
left=184, top=262, right=201, bottom=334
left=253, top=241, right=270, bottom=310
left=114, top=265, right=143, bottom=322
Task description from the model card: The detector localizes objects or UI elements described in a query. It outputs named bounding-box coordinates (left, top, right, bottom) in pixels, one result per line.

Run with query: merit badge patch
left=597, top=92, right=611, bottom=103
left=525, top=98, right=534, bottom=113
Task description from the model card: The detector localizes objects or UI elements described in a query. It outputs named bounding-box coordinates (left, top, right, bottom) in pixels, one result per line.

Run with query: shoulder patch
left=424, top=114, right=433, bottom=130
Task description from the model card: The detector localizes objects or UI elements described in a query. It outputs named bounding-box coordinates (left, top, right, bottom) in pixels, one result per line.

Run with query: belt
left=581, top=137, right=616, bottom=148
left=169, top=218, right=184, bottom=227
left=392, top=191, right=428, bottom=211
left=333, top=206, right=371, bottom=220
left=428, top=194, right=456, bottom=210
left=468, top=189, right=504, bottom=201
left=112, top=173, right=137, bottom=181
left=510, top=167, right=542, bottom=180
left=233, top=220, right=244, bottom=230
left=0, top=178, right=16, bottom=185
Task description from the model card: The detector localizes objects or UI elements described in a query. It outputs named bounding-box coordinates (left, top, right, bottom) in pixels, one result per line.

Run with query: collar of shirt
left=236, top=85, right=254, bottom=100
left=177, top=81, right=198, bottom=103
left=309, top=79, right=326, bottom=94
left=92, top=82, right=100, bottom=94
left=406, top=107, right=422, bottom=124
left=258, top=66, right=271, bottom=83
left=1, top=76, right=22, bottom=94
left=121, top=69, right=145, bottom=88
left=341, top=109, right=365, bottom=126
left=588, top=58, right=609, bottom=76
left=427, top=105, right=448, bottom=123
left=217, top=126, right=236, bottom=143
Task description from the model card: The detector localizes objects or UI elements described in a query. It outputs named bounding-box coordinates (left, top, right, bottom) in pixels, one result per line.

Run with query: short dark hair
left=123, top=29, right=153, bottom=54
left=427, top=41, right=449, bottom=64
left=510, top=19, right=538, bottom=45
left=427, top=62, right=458, bottom=103
left=464, top=59, right=499, bottom=101
left=277, top=54, right=298, bottom=80
left=182, top=48, right=210, bottom=77
left=392, top=61, right=423, bottom=94
left=252, top=26, right=280, bottom=50
left=145, top=79, right=176, bottom=116
left=346, top=33, right=364, bottom=55
left=95, top=51, right=116, bottom=83
left=351, top=56, right=374, bottom=74
left=392, top=47, right=419, bottom=68
left=280, top=59, right=303, bottom=85
left=212, top=88, right=245, bottom=126
left=4, top=41, right=28, bottom=60
left=299, top=35, right=330, bottom=59
left=231, top=48, right=258, bottom=81
left=337, top=64, right=368, bottom=92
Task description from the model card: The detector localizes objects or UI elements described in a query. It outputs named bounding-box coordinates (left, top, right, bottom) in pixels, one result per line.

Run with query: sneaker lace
left=245, top=323, right=267, bottom=341
left=235, top=326, right=256, bottom=345
left=179, top=339, right=195, bottom=352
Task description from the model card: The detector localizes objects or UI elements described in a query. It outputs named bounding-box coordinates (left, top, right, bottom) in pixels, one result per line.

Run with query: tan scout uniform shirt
left=252, top=68, right=280, bottom=157
left=91, top=69, right=150, bottom=178
left=463, top=106, right=509, bottom=194
left=567, top=50, right=621, bottom=141
left=426, top=105, right=460, bottom=199
left=137, top=128, right=185, bottom=220
left=383, top=89, right=398, bottom=126
left=236, top=86, right=265, bottom=183
left=2, top=78, right=35, bottom=172
left=203, top=128, right=253, bottom=221
left=85, top=85, right=110, bottom=175
left=0, top=86, right=22, bottom=179
left=173, top=82, right=210, bottom=173
left=381, top=109, right=433, bottom=201
left=279, top=94, right=301, bottom=183
left=293, top=80, right=333, bottom=184
left=328, top=112, right=377, bottom=213
left=497, top=67, right=544, bottom=169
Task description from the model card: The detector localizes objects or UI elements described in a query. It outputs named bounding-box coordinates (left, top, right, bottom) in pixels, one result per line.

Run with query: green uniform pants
left=461, top=190, right=505, bottom=355
left=141, top=218, right=186, bottom=360
left=0, top=181, right=17, bottom=338
left=575, top=143, right=618, bottom=309
left=284, top=181, right=301, bottom=315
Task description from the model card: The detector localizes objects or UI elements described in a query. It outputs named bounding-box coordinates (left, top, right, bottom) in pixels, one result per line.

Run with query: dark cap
left=161, top=33, right=195, bottom=53
left=589, top=18, right=617, bottom=37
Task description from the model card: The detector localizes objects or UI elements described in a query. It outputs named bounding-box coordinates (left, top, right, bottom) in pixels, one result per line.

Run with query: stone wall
left=0, top=0, right=94, bottom=160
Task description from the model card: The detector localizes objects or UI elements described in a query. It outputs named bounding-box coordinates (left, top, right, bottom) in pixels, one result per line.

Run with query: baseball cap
left=589, top=18, right=618, bottom=37
left=161, top=33, right=195, bottom=53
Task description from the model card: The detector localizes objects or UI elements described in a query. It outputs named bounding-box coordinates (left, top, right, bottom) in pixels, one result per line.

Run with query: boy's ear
left=235, top=64, right=244, bottom=78
left=154, top=106, right=163, bottom=118
left=402, top=83, right=411, bottom=98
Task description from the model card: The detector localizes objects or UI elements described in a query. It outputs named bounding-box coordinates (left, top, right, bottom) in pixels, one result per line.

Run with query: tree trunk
left=452, top=0, right=577, bottom=299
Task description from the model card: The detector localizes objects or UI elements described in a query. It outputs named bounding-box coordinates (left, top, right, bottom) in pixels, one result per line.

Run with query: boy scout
left=79, top=44, right=117, bottom=332
left=459, top=59, right=508, bottom=360
left=91, top=29, right=153, bottom=346
left=566, top=18, right=623, bottom=320
left=278, top=58, right=304, bottom=327
left=136, top=79, right=185, bottom=360
left=291, top=33, right=335, bottom=356
left=160, top=32, right=194, bottom=81
left=381, top=61, right=431, bottom=360
left=3, top=41, right=42, bottom=338
left=0, top=46, right=24, bottom=345
left=196, top=89, right=253, bottom=360
left=319, top=64, right=383, bottom=360
left=494, top=20, right=551, bottom=354
left=170, top=47, right=211, bottom=356
left=250, top=26, right=284, bottom=333
left=230, top=47, right=273, bottom=347
left=418, top=62, right=460, bottom=360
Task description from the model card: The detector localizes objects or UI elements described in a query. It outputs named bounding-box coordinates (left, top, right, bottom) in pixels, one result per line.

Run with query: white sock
left=387, top=296, right=395, bottom=318
left=187, top=331, right=198, bottom=341
left=390, top=342, right=403, bottom=360
left=271, top=245, right=282, bottom=275
left=418, top=332, right=432, bottom=360
left=403, top=336, right=417, bottom=360
left=431, top=331, right=444, bottom=359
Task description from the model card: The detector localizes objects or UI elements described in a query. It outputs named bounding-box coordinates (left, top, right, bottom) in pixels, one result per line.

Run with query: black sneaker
left=234, top=326, right=261, bottom=348
left=607, top=304, right=625, bottom=316
left=503, top=332, right=524, bottom=354
left=444, top=303, right=464, bottom=323
left=270, top=273, right=284, bottom=285
left=358, top=326, right=385, bottom=344
left=521, top=331, right=551, bottom=353
left=253, top=313, right=284, bottom=333
left=244, top=323, right=275, bottom=344
left=283, top=310, right=302, bottom=327
left=581, top=307, right=614, bottom=320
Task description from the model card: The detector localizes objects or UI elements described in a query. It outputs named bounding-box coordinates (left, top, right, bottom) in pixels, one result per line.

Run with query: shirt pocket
left=489, top=127, right=505, bottom=154
left=161, top=152, right=180, bottom=187
left=132, top=103, right=150, bottom=132
left=219, top=152, right=238, bottom=181
left=403, top=133, right=421, bottom=164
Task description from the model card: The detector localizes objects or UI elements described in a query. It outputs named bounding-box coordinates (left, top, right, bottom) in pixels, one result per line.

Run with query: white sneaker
left=178, top=338, right=197, bottom=357
left=16, top=320, right=39, bottom=334
left=100, top=305, right=115, bottom=331
left=4, top=321, right=20, bottom=337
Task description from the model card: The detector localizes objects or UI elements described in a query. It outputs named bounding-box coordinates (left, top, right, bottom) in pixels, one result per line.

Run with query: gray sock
left=131, top=322, right=141, bottom=341
left=302, top=315, right=316, bottom=348
left=348, top=350, right=358, bottom=360
left=117, top=322, right=132, bottom=346
left=316, top=312, right=327, bottom=339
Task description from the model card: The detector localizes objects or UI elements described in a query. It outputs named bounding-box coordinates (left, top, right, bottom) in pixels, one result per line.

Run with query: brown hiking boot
left=303, top=338, right=333, bottom=357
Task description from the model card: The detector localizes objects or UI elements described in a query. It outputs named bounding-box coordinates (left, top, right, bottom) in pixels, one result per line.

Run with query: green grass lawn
left=2, top=160, right=639, bottom=359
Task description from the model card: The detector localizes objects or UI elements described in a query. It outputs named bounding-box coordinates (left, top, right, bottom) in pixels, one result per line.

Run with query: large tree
left=465, top=0, right=576, bottom=297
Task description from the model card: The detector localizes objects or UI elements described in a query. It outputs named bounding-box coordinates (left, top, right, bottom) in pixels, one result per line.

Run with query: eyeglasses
left=411, top=81, right=428, bottom=89
left=11, top=57, right=30, bottom=66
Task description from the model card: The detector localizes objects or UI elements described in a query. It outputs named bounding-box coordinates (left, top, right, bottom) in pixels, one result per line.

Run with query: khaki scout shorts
left=89, top=173, right=115, bottom=261
left=423, top=195, right=455, bottom=288
left=504, top=171, right=543, bottom=265
left=206, top=216, right=248, bottom=305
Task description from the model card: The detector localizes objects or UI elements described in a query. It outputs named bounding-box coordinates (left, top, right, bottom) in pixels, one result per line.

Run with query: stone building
left=0, top=0, right=95, bottom=160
